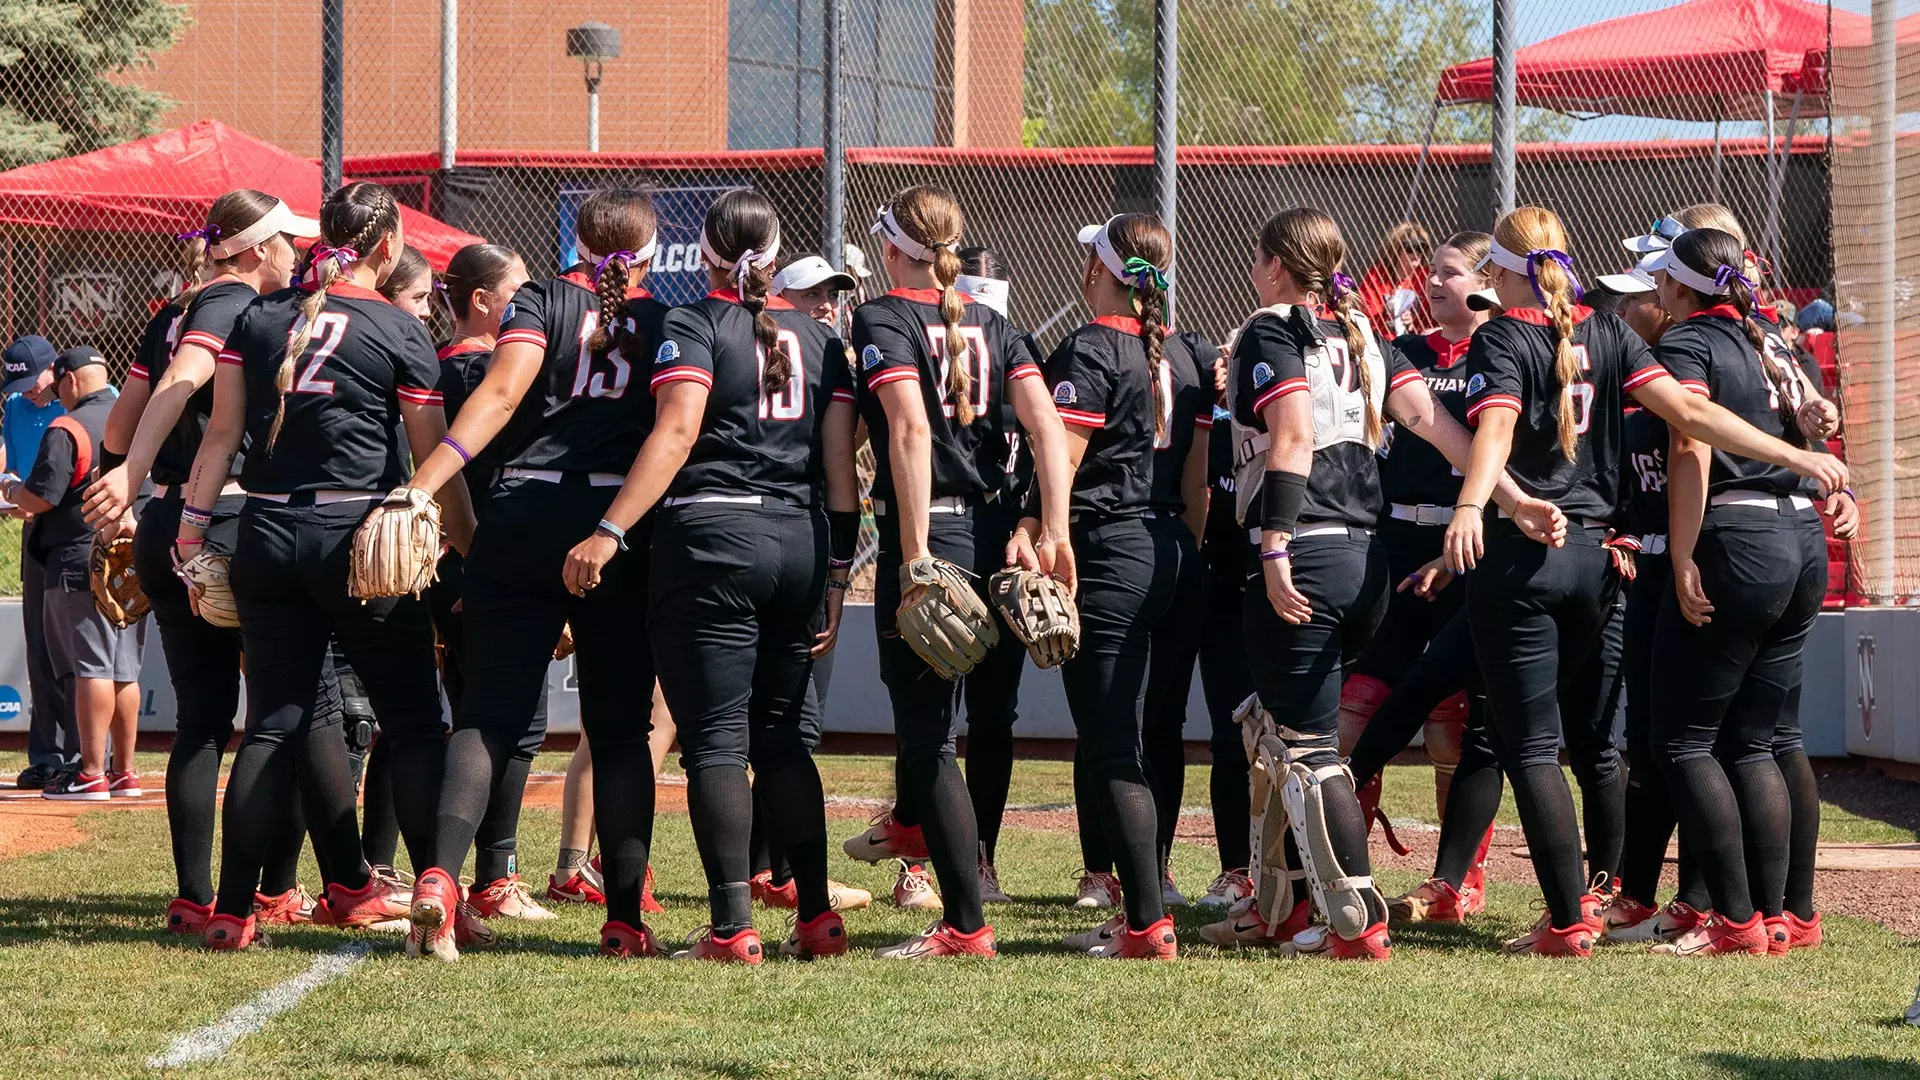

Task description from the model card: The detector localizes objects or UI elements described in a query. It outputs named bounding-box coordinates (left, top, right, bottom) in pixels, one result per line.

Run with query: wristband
left=440, top=435, right=472, bottom=463
left=827, top=509, right=860, bottom=564
left=1453, top=502, right=1483, bottom=513
left=1259, top=471, right=1308, bottom=533
left=826, top=577, right=851, bottom=591
left=1843, top=487, right=1856, bottom=499
left=180, top=503, right=215, bottom=530
left=99, top=449, right=126, bottom=473
left=1259, top=548, right=1292, bottom=561
left=595, top=519, right=628, bottom=552
left=173, top=537, right=203, bottom=548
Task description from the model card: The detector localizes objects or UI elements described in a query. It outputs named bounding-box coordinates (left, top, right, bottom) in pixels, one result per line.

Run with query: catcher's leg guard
left=1236, top=695, right=1306, bottom=931
left=1337, top=675, right=1392, bottom=757
left=1424, top=692, right=1470, bottom=821
left=1276, top=730, right=1384, bottom=942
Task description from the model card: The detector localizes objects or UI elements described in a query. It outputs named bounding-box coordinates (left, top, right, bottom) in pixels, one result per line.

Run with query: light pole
left=566, top=21, right=620, bottom=153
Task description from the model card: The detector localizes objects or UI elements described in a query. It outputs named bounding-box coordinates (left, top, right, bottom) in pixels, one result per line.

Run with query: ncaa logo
left=0, top=685, right=22, bottom=722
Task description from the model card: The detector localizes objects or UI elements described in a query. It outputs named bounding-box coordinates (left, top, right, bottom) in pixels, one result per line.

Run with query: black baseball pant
left=1198, top=530, right=1254, bottom=872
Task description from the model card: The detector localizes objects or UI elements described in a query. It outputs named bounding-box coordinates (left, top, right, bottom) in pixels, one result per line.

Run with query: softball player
left=846, top=185, right=1073, bottom=960
left=380, top=245, right=434, bottom=321
left=398, top=187, right=667, bottom=960
left=1193, top=393, right=1256, bottom=909
left=83, top=191, right=330, bottom=934
left=177, top=181, right=477, bottom=950
left=1443, top=206, right=1844, bottom=957
left=560, top=189, right=859, bottom=962
left=1045, top=213, right=1209, bottom=959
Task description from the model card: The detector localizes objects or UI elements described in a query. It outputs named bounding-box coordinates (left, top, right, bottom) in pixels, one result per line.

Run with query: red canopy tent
left=0, top=119, right=481, bottom=267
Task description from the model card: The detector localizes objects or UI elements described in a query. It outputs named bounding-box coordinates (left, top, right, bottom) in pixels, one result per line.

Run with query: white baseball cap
left=771, top=256, right=857, bottom=295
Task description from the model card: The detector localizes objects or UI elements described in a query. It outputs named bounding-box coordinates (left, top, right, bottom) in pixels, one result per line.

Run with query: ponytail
left=1722, top=258, right=1805, bottom=446
left=175, top=188, right=283, bottom=318
left=587, top=251, right=629, bottom=353
left=1328, top=275, right=1381, bottom=447
left=1138, top=281, right=1168, bottom=444
left=932, top=241, right=973, bottom=425
left=1533, top=256, right=1582, bottom=461
left=741, top=258, right=790, bottom=398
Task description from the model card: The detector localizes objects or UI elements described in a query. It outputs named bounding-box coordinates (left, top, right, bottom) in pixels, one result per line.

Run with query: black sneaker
left=14, top=762, right=60, bottom=790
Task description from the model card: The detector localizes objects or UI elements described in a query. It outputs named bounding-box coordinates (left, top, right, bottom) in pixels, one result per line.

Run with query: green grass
left=1, top=772, right=1919, bottom=1078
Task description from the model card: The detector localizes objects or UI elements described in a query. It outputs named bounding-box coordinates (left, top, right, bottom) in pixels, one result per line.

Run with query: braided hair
left=176, top=189, right=281, bottom=316
left=1258, top=207, right=1381, bottom=446
left=1671, top=227, right=1805, bottom=446
left=1105, top=214, right=1173, bottom=443
left=272, top=181, right=399, bottom=452
left=702, top=189, right=787, bottom=398
left=1494, top=207, right=1583, bottom=460
left=575, top=188, right=658, bottom=356
left=891, top=185, right=974, bottom=424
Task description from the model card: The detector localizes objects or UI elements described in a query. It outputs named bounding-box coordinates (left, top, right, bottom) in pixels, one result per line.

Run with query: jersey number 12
left=288, top=312, right=348, bottom=396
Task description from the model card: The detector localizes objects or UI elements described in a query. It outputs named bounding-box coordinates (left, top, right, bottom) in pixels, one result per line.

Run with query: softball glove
left=988, top=567, right=1079, bottom=668
left=895, top=556, right=999, bottom=679
left=177, top=550, right=240, bottom=629
left=350, top=487, right=442, bottom=600
left=89, top=534, right=149, bottom=629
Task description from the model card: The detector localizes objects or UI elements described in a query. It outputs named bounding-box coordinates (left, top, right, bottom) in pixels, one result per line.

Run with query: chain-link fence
left=0, top=0, right=1892, bottom=597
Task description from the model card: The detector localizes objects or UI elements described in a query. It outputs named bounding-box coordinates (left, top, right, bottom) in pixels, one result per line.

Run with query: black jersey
left=1202, top=402, right=1242, bottom=575
left=1655, top=305, right=1809, bottom=498
left=1154, top=330, right=1219, bottom=513
left=493, top=271, right=669, bottom=474
left=224, top=282, right=443, bottom=494
left=852, top=288, right=1040, bottom=504
left=1622, top=406, right=1668, bottom=537
left=1462, top=307, right=1668, bottom=524
left=1229, top=307, right=1420, bottom=529
left=651, top=289, right=855, bottom=505
left=1379, top=330, right=1471, bottom=509
left=1044, top=317, right=1212, bottom=517
left=437, top=341, right=506, bottom=483
left=148, top=281, right=259, bottom=486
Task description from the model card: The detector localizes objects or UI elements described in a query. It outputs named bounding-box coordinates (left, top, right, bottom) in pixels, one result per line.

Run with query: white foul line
left=147, top=942, right=371, bottom=1068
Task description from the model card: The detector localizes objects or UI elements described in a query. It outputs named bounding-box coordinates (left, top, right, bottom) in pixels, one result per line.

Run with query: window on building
left=727, top=0, right=943, bottom=149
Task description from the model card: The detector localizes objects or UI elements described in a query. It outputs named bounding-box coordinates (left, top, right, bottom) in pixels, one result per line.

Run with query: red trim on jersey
left=650, top=366, right=714, bottom=392
left=395, top=385, right=444, bottom=406
left=866, top=367, right=920, bottom=390
left=496, top=329, right=548, bottom=350
left=1425, top=330, right=1471, bottom=369
left=1091, top=315, right=1142, bottom=335
left=215, top=350, right=243, bottom=366
left=887, top=287, right=973, bottom=306
left=1008, top=362, right=1041, bottom=380
left=1755, top=303, right=1779, bottom=322
left=1194, top=414, right=1215, bottom=429
left=1252, top=378, right=1309, bottom=412
left=705, top=288, right=795, bottom=310
left=127, top=363, right=149, bottom=381
left=829, top=388, right=856, bottom=404
left=1499, top=305, right=1592, bottom=326
left=177, top=330, right=226, bottom=354
left=1388, top=369, right=1426, bottom=392
left=1690, top=304, right=1745, bottom=322
left=1679, top=379, right=1710, bottom=396
left=436, top=342, right=490, bottom=360
left=560, top=271, right=652, bottom=300
left=1056, top=408, right=1106, bottom=428
left=306, top=282, right=391, bottom=305
left=1465, top=393, right=1522, bottom=423
left=1621, top=365, right=1671, bottom=392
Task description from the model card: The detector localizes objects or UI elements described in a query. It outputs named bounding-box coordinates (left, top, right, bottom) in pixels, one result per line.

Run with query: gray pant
left=22, top=547, right=75, bottom=767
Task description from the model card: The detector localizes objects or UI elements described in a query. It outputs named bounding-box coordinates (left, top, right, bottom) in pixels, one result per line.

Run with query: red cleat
left=548, top=867, right=605, bottom=906
left=779, top=910, right=849, bottom=960
left=1460, top=824, right=1496, bottom=910
left=203, top=913, right=264, bottom=951
left=843, top=810, right=930, bottom=863
left=1503, top=907, right=1597, bottom=957
left=406, top=867, right=463, bottom=963
left=1280, top=922, right=1393, bottom=961
left=326, top=875, right=411, bottom=929
left=674, top=926, right=765, bottom=965
left=751, top=868, right=799, bottom=909
left=1094, top=915, right=1177, bottom=960
left=1781, top=910, right=1822, bottom=951
left=1355, top=774, right=1411, bottom=856
left=642, top=862, right=664, bottom=914
left=167, top=898, right=212, bottom=935
left=875, top=920, right=998, bottom=959
left=599, top=919, right=662, bottom=958
left=1389, top=878, right=1473, bottom=924
left=1653, top=911, right=1768, bottom=957
left=469, top=874, right=557, bottom=921
left=1200, top=895, right=1311, bottom=946
left=253, top=886, right=317, bottom=925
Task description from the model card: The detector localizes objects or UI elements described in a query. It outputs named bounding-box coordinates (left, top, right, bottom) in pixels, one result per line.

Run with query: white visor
left=576, top=229, right=659, bottom=272
left=1595, top=251, right=1663, bottom=296
left=1077, top=218, right=1131, bottom=284
left=870, top=206, right=937, bottom=263
left=1623, top=216, right=1688, bottom=254
left=699, top=228, right=781, bottom=283
left=1648, top=248, right=1734, bottom=296
left=1475, top=240, right=1534, bottom=277
left=207, top=199, right=321, bottom=260
left=956, top=274, right=1010, bottom=317
left=771, top=256, right=856, bottom=295
left=1465, top=288, right=1503, bottom=312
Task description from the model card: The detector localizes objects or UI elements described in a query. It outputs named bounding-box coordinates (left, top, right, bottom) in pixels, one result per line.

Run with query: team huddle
left=68, top=174, right=1849, bottom=963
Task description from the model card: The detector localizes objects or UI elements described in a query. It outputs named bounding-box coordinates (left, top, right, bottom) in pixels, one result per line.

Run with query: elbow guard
left=827, top=509, right=859, bottom=566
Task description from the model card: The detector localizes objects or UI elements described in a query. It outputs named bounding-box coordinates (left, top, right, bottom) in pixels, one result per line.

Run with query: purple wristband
left=1259, top=549, right=1292, bottom=561
left=440, top=435, right=472, bottom=463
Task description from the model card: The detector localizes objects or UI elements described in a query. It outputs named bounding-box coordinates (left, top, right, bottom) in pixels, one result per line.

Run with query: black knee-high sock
left=261, top=794, right=307, bottom=896
left=906, top=753, right=985, bottom=933
left=1090, top=760, right=1163, bottom=932
left=1665, top=756, right=1754, bottom=923
left=1434, top=757, right=1504, bottom=888
left=965, top=724, right=1015, bottom=863
left=215, top=742, right=295, bottom=918
left=1727, top=755, right=1790, bottom=919
left=1318, top=773, right=1388, bottom=929
left=589, top=733, right=656, bottom=929
left=1576, top=749, right=1626, bottom=887
left=748, top=785, right=791, bottom=883
left=1210, top=752, right=1251, bottom=872
left=165, top=737, right=225, bottom=905
left=1074, top=747, right=1113, bottom=874
left=384, top=734, right=444, bottom=876
left=1509, top=762, right=1588, bottom=929
left=686, top=762, right=754, bottom=933
left=756, top=756, right=831, bottom=921
left=430, top=727, right=502, bottom=877
left=891, top=753, right=919, bottom=828
left=1283, top=833, right=1306, bottom=910
left=1774, top=747, right=1820, bottom=920
left=1620, top=747, right=1675, bottom=907
left=1673, top=813, right=1711, bottom=910
left=360, top=738, right=399, bottom=868
left=1143, top=717, right=1186, bottom=871
left=474, top=755, right=532, bottom=886
left=298, top=723, right=370, bottom=892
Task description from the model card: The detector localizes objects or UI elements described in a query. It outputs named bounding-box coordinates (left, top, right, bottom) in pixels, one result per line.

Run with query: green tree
left=0, top=0, right=189, bottom=169
left=1024, top=0, right=1568, bottom=148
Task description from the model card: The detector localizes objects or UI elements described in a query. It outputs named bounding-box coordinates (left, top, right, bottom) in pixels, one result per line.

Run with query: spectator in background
left=1358, top=220, right=1435, bottom=337
left=1, top=335, right=72, bottom=789
left=3, top=348, right=146, bottom=800
left=771, top=255, right=858, bottom=327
